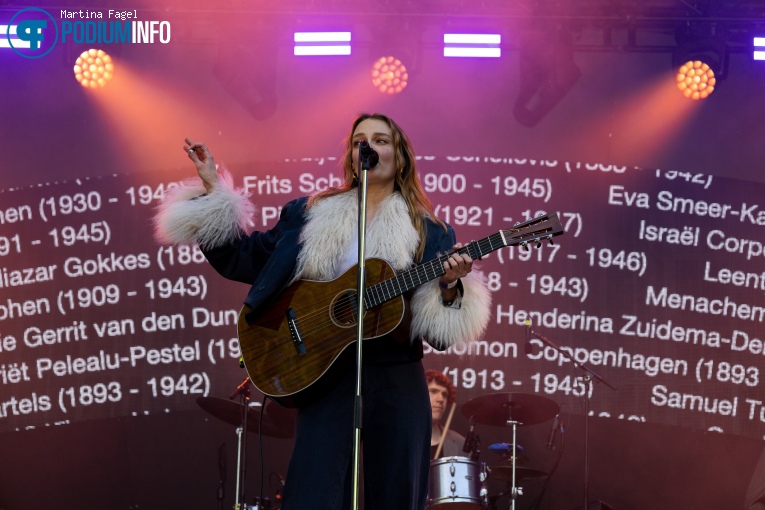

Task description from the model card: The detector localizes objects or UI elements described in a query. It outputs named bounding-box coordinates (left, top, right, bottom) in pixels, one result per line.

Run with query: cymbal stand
left=582, top=373, right=592, bottom=510
left=218, top=442, right=227, bottom=510
left=233, top=384, right=252, bottom=510
left=506, top=418, right=522, bottom=510
left=528, top=327, right=616, bottom=510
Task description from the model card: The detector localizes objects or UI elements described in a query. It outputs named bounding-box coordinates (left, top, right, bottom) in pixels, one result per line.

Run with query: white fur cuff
left=153, top=170, right=256, bottom=249
left=410, top=269, right=492, bottom=349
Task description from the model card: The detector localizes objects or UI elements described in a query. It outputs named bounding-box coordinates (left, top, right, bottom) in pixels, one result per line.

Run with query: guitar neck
left=364, top=213, right=561, bottom=309
left=362, top=231, right=505, bottom=309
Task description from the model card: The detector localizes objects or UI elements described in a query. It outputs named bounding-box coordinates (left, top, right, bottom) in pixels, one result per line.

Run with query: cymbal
left=461, top=393, right=559, bottom=427
left=489, top=465, right=549, bottom=482
left=196, top=396, right=296, bottom=438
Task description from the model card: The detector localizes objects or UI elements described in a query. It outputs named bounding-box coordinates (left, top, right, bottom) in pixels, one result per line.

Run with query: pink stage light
left=371, top=56, right=408, bottom=94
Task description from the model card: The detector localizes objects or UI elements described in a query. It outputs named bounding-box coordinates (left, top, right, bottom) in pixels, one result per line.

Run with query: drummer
left=426, top=370, right=466, bottom=458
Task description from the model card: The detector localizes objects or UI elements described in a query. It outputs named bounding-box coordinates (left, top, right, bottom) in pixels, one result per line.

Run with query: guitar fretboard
left=362, top=213, right=561, bottom=309
left=363, top=231, right=508, bottom=308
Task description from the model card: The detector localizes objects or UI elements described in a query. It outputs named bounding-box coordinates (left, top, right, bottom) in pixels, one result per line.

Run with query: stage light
left=371, top=56, right=408, bottom=94
left=0, top=25, right=31, bottom=48
left=755, top=37, right=765, bottom=61
left=294, top=32, right=351, bottom=56
left=676, top=60, right=715, bottom=100
left=672, top=26, right=727, bottom=99
left=443, top=34, right=501, bottom=58
left=73, top=49, right=114, bottom=88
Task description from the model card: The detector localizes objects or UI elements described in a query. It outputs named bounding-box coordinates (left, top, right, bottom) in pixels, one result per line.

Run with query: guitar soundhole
left=329, top=289, right=364, bottom=328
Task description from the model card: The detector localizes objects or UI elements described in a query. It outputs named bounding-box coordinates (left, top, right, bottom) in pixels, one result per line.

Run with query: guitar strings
left=272, top=221, right=557, bottom=341
left=286, top=235, right=516, bottom=337
left=291, top=294, right=356, bottom=337
left=288, top=257, right=451, bottom=338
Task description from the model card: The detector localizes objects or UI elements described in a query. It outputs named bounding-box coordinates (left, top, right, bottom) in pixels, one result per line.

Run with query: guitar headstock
left=502, top=213, right=564, bottom=249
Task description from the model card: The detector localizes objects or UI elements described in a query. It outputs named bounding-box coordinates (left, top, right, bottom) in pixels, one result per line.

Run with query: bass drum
left=427, top=456, right=488, bottom=509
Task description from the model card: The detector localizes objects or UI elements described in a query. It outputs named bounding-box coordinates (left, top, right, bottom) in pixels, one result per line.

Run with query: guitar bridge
left=286, top=307, right=306, bottom=356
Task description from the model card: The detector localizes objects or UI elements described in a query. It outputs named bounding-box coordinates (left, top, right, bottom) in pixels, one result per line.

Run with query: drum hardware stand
left=506, top=418, right=523, bottom=510
left=527, top=327, right=616, bottom=510
left=462, top=417, right=488, bottom=508
left=231, top=377, right=253, bottom=510
left=462, top=415, right=482, bottom=461
left=218, top=442, right=227, bottom=510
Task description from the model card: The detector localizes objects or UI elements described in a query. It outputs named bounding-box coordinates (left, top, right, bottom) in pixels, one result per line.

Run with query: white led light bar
left=294, top=32, right=351, bottom=42
left=444, top=47, right=501, bottom=58
left=443, top=33, right=501, bottom=58
left=755, top=37, right=765, bottom=61
left=444, top=34, right=501, bottom=45
left=294, top=31, right=351, bottom=56
left=0, top=25, right=32, bottom=49
left=294, top=45, right=351, bottom=56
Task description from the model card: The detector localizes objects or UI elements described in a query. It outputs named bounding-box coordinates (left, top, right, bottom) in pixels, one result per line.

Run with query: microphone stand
left=351, top=144, right=374, bottom=510
left=527, top=328, right=616, bottom=510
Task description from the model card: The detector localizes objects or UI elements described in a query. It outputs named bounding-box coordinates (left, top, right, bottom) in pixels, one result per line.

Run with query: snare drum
left=427, top=456, right=487, bottom=509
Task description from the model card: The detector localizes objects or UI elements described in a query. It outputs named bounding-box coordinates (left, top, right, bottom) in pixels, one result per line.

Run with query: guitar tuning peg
left=525, top=218, right=532, bottom=222
left=514, top=221, right=521, bottom=226
left=521, top=241, right=530, bottom=252
left=536, top=241, right=542, bottom=249
left=548, top=238, right=555, bottom=245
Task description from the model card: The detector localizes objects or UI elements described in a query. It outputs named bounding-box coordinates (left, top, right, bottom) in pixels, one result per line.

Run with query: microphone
left=358, top=139, right=379, bottom=168
left=524, top=320, right=533, bottom=355
left=546, top=414, right=560, bottom=450
left=229, top=376, right=251, bottom=399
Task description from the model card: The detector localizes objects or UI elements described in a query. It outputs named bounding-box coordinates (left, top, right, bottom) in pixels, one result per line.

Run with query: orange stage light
left=676, top=60, right=715, bottom=100
left=74, top=49, right=115, bottom=88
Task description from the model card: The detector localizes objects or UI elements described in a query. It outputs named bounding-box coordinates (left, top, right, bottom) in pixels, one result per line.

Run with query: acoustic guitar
left=237, top=213, right=564, bottom=407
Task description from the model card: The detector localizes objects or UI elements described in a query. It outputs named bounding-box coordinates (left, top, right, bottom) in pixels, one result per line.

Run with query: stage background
left=1, top=1, right=765, bottom=509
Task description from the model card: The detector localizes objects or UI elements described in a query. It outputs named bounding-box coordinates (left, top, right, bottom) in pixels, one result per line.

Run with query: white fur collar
left=292, top=190, right=420, bottom=282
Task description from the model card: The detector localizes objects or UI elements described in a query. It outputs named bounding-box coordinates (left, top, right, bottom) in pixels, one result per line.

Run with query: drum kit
left=197, top=383, right=559, bottom=510
left=428, top=392, right=560, bottom=510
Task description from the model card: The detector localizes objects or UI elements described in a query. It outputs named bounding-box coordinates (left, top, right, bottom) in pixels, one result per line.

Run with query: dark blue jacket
left=203, top=195, right=456, bottom=360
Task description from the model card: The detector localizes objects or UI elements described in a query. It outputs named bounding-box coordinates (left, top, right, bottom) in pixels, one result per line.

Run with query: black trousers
left=281, top=360, right=431, bottom=510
